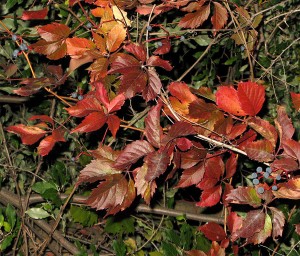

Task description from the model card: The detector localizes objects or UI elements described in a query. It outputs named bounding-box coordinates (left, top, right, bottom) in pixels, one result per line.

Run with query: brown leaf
left=269, top=207, right=285, bottom=239
left=179, top=4, right=210, bottom=29
left=244, top=139, right=274, bottom=162
left=176, top=162, right=205, bottom=188
left=211, top=2, right=228, bottom=36
left=226, top=186, right=262, bottom=208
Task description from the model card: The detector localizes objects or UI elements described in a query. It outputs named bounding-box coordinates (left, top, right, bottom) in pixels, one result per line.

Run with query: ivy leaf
left=26, top=208, right=50, bottom=219
left=70, top=111, right=107, bottom=133
left=66, top=37, right=95, bottom=57
left=243, top=139, right=274, bottom=162
left=144, top=149, right=170, bottom=181
left=273, top=177, right=300, bottom=199
left=168, top=81, right=197, bottom=104
left=123, top=43, right=146, bottom=62
left=198, top=222, right=226, bottom=241
left=143, top=69, right=163, bottom=102
left=114, top=140, right=155, bottom=169
left=226, top=186, right=262, bottom=208
left=246, top=214, right=272, bottom=245
left=147, top=56, right=173, bottom=71
left=134, top=164, right=157, bottom=204
left=275, top=106, right=295, bottom=141
left=291, top=92, right=300, bottom=111
left=211, top=2, right=228, bottom=36
left=270, top=157, right=299, bottom=172
left=282, top=139, right=300, bottom=163
left=164, top=121, right=196, bottom=143
left=153, top=38, right=171, bottom=55
left=180, top=143, right=207, bottom=169
left=196, top=185, right=222, bottom=207
left=13, top=78, right=51, bottom=96
left=6, top=124, right=46, bottom=145
left=176, top=162, right=205, bottom=188
left=144, top=102, right=163, bottom=148
left=269, top=207, right=285, bottom=239
left=227, top=212, right=243, bottom=235
left=176, top=138, right=193, bottom=151
left=106, top=23, right=126, bottom=53
left=31, top=23, right=70, bottom=60
left=21, top=8, right=48, bottom=20
left=37, top=127, right=66, bottom=156
left=225, top=153, right=238, bottom=179
left=179, top=4, right=210, bottom=29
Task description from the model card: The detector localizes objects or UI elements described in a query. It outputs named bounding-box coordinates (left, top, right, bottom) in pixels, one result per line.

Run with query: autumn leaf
left=197, top=185, right=222, bottom=207
left=227, top=211, right=243, bottom=235
left=168, top=81, right=197, bottom=104
left=163, top=121, right=196, bottom=144
left=153, top=38, right=171, bottom=55
left=269, top=207, right=285, bottom=239
left=225, top=153, right=238, bottom=179
left=106, top=23, right=126, bottom=52
left=211, top=2, right=228, bottom=35
left=13, top=78, right=51, bottom=96
left=273, top=177, right=300, bottom=199
left=275, top=105, right=295, bottom=141
left=37, top=127, right=65, bottom=156
left=21, top=8, right=48, bottom=20
left=243, top=139, right=274, bottom=162
left=282, top=139, right=300, bottom=162
left=270, top=157, right=299, bottom=172
left=198, top=222, right=226, bottom=241
left=66, top=37, right=95, bottom=57
left=246, top=214, right=272, bottom=244
left=291, top=92, right=300, bottom=111
left=176, top=162, right=205, bottom=188
left=180, top=143, right=207, bottom=169
left=226, top=186, right=262, bottom=208
left=179, top=4, right=210, bottom=29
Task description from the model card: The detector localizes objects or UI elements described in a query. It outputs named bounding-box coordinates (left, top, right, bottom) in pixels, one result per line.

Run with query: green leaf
left=0, top=214, right=4, bottom=228
left=161, top=241, right=179, bottom=256
left=180, top=223, right=193, bottom=250
left=0, top=234, right=14, bottom=251
left=41, top=188, right=62, bottom=207
left=32, top=181, right=57, bottom=194
left=70, top=205, right=98, bottom=227
left=105, top=216, right=135, bottom=235
left=50, top=161, right=69, bottom=188
left=113, top=239, right=126, bottom=256
left=6, top=0, right=18, bottom=10
left=165, top=229, right=180, bottom=246
left=3, top=222, right=11, bottom=232
left=5, top=204, right=16, bottom=230
left=25, top=208, right=50, bottom=219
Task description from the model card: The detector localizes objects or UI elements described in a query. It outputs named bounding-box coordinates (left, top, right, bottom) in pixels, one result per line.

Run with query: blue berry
left=276, top=174, right=281, bottom=181
left=266, top=167, right=272, bottom=174
left=19, top=43, right=28, bottom=51
left=256, top=167, right=263, bottom=173
left=78, top=95, right=83, bottom=100
left=263, top=172, right=270, bottom=179
left=257, top=187, right=265, bottom=194
left=180, top=35, right=185, bottom=41
left=71, top=157, right=76, bottom=162
left=240, top=45, right=245, bottom=51
left=12, top=34, right=17, bottom=41
left=71, top=92, right=78, bottom=98
left=157, top=41, right=163, bottom=47
left=253, top=178, right=259, bottom=185
left=146, top=25, right=152, bottom=31
left=271, top=185, right=278, bottom=191
left=86, top=22, right=92, bottom=28
left=12, top=49, right=19, bottom=58
left=251, top=173, right=258, bottom=179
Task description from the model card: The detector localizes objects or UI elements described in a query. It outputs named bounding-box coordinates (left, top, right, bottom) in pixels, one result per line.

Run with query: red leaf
left=147, top=56, right=173, bottom=71
left=107, top=115, right=120, bottom=138
left=164, top=121, right=196, bottom=143
left=66, top=37, right=95, bottom=56
left=176, top=138, right=193, bottom=151
left=144, top=102, right=163, bottom=148
left=275, top=105, right=295, bottom=141
left=134, top=164, right=157, bottom=204
left=237, top=81, right=265, bottom=116
left=29, top=115, right=54, bottom=126
left=176, top=162, right=205, bottom=188
left=248, top=117, right=277, bottom=148
left=269, top=207, right=285, bottom=239
left=143, top=69, right=162, bottom=102
left=37, top=23, right=70, bottom=42
left=227, top=123, right=247, bottom=140
left=6, top=124, right=46, bottom=145
left=94, top=82, right=110, bottom=109
left=123, top=43, right=146, bottom=62
left=115, top=140, right=155, bottom=169
left=21, top=8, right=48, bottom=20
left=211, top=2, right=228, bottom=35
left=169, top=81, right=197, bottom=104
left=13, top=78, right=50, bottom=96
left=227, top=211, right=243, bottom=235
left=179, top=4, right=210, bottom=29
left=88, top=57, right=109, bottom=81
left=71, top=111, right=107, bottom=133
left=291, top=92, right=300, bottom=111
left=199, top=222, right=226, bottom=241
left=282, top=139, right=300, bottom=163
left=107, top=94, right=125, bottom=113
left=244, top=139, right=274, bottom=162
left=225, top=153, right=238, bottom=179
left=153, top=38, right=171, bottom=55
left=106, top=23, right=126, bottom=53
left=271, top=157, right=299, bottom=172
left=144, top=150, right=170, bottom=181
left=216, top=86, right=246, bottom=116
left=89, top=144, right=120, bottom=161
left=226, top=186, right=262, bottom=208
left=189, top=98, right=217, bottom=120
left=196, top=185, right=222, bottom=207
left=185, top=250, right=207, bottom=256
left=273, top=177, right=300, bottom=199
left=180, top=143, right=207, bottom=169
left=234, top=210, right=265, bottom=239
left=37, top=127, right=65, bottom=156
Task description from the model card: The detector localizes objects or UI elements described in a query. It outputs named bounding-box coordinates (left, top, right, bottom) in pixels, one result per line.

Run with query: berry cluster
left=11, top=34, right=28, bottom=58
left=250, top=166, right=282, bottom=194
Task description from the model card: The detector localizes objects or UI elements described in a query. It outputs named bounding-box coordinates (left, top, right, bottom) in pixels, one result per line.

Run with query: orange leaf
left=179, top=4, right=210, bottom=29
left=21, top=8, right=48, bottom=20
left=211, top=2, right=228, bottom=35
left=66, top=37, right=95, bottom=57
left=106, top=23, right=126, bottom=53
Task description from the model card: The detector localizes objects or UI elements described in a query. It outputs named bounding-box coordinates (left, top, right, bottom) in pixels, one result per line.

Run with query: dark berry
left=253, top=178, right=259, bottom=185
left=157, top=41, right=163, bottom=47
left=146, top=25, right=152, bottom=31
left=271, top=185, right=278, bottom=191
left=251, top=173, right=258, bottom=179
left=240, top=45, right=245, bottom=51
left=180, top=35, right=185, bottom=41
left=86, top=22, right=92, bottom=28
left=257, top=187, right=265, bottom=194
left=263, top=172, right=270, bottom=179
left=19, top=43, right=28, bottom=51
left=276, top=174, right=281, bottom=181
left=266, top=167, right=272, bottom=173
left=71, top=92, right=78, bottom=98
left=12, top=34, right=17, bottom=41
left=78, top=95, right=83, bottom=100
left=12, top=49, right=19, bottom=58
left=256, top=166, right=263, bottom=173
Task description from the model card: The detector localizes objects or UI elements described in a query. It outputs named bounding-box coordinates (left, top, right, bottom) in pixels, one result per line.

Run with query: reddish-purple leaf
left=198, top=222, right=226, bottom=241
left=227, top=211, right=243, bottom=235
left=134, top=164, right=157, bottom=204
left=144, top=150, right=170, bottom=181
left=144, top=102, right=163, bottom=148
left=108, top=53, right=141, bottom=74
left=179, top=4, right=210, bottom=29
left=180, top=143, right=207, bottom=169
left=246, top=214, right=272, bottom=245
left=225, top=153, right=238, bottom=179
left=71, top=111, right=107, bottom=133
left=188, top=98, right=217, bottom=120
left=115, top=140, right=155, bottom=169
left=143, top=69, right=162, bottom=102
left=164, top=121, right=196, bottom=143
left=244, top=140, right=274, bottom=162
left=29, top=115, right=54, bottom=126
left=21, top=8, right=48, bottom=20
left=94, top=82, right=110, bottom=109
left=211, top=2, right=228, bottom=35
left=176, top=162, right=205, bottom=188
left=227, top=123, right=247, bottom=140
left=107, top=115, right=120, bottom=138
left=13, top=78, right=51, bottom=96
left=226, top=186, right=262, bottom=208
left=107, top=94, right=125, bottom=113
left=89, top=144, right=120, bottom=161
left=273, top=177, right=300, bottom=199
left=147, top=56, right=173, bottom=71
left=176, top=138, right=193, bottom=151
left=248, top=117, right=278, bottom=148
left=282, top=139, right=300, bottom=163
left=275, top=105, right=295, bottom=141
left=153, top=38, right=171, bottom=55
left=37, top=127, right=65, bottom=156
left=269, top=207, right=285, bottom=239
left=271, top=157, right=299, bottom=172
left=196, top=185, right=222, bottom=207
left=6, top=124, right=46, bottom=145
left=291, top=92, right=300, bottom=111
left=123, top=43, right=146, bottom=62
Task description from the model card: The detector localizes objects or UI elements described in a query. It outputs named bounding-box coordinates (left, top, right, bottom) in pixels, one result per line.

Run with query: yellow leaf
left=112, top=5, right=131, bottom=27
